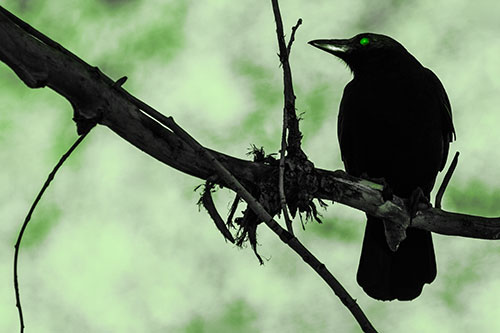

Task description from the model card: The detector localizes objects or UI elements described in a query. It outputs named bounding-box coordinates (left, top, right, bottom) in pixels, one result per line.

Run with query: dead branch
left=0, top=4, right=498, bottom=248
left=435, top=151, right=460, bottom=209
left=277, top=18, right=303, bottom=235
left=13, top=131, right=91, bottom=333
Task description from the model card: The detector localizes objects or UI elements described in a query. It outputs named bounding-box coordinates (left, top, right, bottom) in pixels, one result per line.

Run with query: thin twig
left=270, top=1, right=303, bottom=156
left=435, top=151, right=459, bottom=209
left=277, top=17, right=303, bottom=235
left=165, top=116, right=377, bottom=332
left=201, top=182, right=235, bottom=243
left=286, top=18, right=303, bottom=55
left=227, top=194, right=240, bottom=229
left=270, top=1, right=376, bottom=332
left=279, top=115, right=293, bottom=234
left=14, top=131, right=90, bottom=333
left=278, top=18, right=303, bottom=235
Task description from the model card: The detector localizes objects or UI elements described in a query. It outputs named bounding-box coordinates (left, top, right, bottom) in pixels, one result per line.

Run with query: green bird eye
left=360, top=37, right=370, bottom=46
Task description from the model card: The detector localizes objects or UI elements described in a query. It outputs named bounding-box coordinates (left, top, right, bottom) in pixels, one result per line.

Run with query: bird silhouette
left=309, top=33, right=455, bottom=301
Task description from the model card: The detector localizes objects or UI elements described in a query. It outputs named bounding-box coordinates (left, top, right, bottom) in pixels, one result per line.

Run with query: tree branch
left=269, top=3, right=375, bottom=330
left=287, top=18, right=303, bottom=55
left=0, top=4, right=498, bottom=242
left=13, top=131, right=91, bottom=333
left=271, top=2, right=303, bottom=157
left=165, top=116, right=377, bottom=333
left=435, top=151, right=459, bottom=209
left=0, top=5, right=498, bottom=240
left=315, top=169, right=500, bottom=240
left=277, top=18, right=303, bottom=235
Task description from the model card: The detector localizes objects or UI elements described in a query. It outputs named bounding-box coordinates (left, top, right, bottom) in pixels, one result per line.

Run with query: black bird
left=309, top=33, right=455, bottom=301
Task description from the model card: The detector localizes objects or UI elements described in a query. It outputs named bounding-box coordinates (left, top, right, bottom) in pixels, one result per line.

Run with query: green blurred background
left=1, top=0, right=500, bottom=332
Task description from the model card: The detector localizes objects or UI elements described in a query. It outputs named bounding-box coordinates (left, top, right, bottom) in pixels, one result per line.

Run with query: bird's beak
left=308, top=39, right=351, bottom=57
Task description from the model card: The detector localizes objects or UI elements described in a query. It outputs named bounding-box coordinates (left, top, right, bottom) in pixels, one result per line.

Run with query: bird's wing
left=337, top=80, right=358, bottom=175
left=423, top=68, right=456, bottom=171
left=337, top=82, right=347, bottom=166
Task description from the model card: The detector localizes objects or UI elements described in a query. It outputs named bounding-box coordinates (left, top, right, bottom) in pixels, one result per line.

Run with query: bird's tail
left=356, top=215, right=436, bottom=301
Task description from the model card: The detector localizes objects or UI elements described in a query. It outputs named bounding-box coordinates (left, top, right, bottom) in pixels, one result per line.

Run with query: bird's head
left=308, top=33, right=418, bottom=75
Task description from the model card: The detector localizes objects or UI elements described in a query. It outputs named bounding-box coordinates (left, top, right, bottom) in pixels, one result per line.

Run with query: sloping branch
left=0, top=7, right=498, bottom=242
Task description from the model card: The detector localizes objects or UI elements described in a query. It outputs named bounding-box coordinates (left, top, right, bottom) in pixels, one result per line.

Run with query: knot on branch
left=248, top=145, right=324, bottom=223
left=197, top=147, right=325, bottom=264
left=72, top=104, right=102, bottom=135
left=284, top=154, right=322, bottom=222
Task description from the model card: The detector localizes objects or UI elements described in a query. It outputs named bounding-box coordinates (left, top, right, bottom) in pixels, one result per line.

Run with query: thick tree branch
left=0, top=6, right=498, bottom=240
left=0, top=6, right=268, bottom=187
left=315, top=169, right=500, bottom=240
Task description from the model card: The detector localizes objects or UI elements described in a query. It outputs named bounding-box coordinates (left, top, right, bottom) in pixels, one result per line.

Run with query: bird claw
left=407, top=187, right=431, bottom=218
left=360, top=173, right=393, bottom=201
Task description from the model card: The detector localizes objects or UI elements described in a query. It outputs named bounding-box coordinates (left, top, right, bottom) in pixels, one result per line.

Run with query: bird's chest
left=344, top=78, right=428, bottom=138
left=338, top=76, right=442, bottom=188
left=339, top=82, right=429, bottom=146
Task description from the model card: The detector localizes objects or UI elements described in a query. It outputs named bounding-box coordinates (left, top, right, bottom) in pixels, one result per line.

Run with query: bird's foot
left=360, top=173, right=394, bottom=201
left=407, top=187, right=431, bottom=218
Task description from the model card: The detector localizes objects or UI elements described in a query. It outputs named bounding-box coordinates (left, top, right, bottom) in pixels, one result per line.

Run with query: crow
left=309, top=33, right=455, bottom=301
